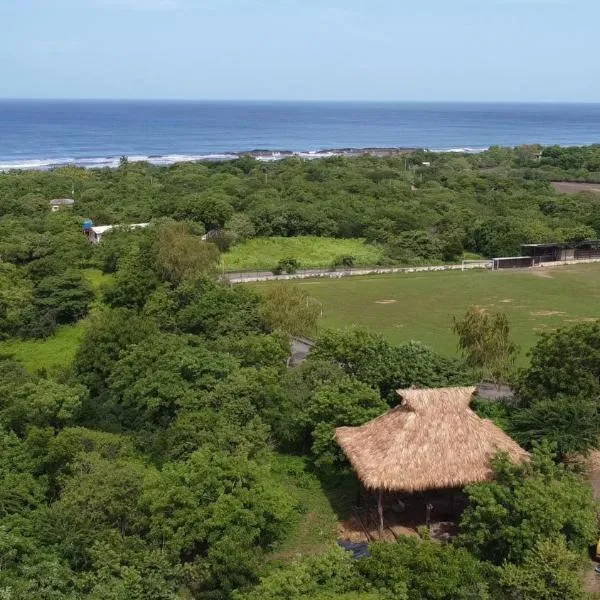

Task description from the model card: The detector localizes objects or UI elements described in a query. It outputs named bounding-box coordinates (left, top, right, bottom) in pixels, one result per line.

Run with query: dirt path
left=552, top=181, right=600, bottom=195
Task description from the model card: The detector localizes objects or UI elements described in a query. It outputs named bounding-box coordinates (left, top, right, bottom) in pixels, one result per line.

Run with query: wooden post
left=377, top=491, right=384, bottom=539
left=426, top=502, right=433, bottom=527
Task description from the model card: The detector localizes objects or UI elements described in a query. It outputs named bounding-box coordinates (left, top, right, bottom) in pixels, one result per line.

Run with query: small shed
left=336, top=387, right=528, bottom=535
left=49, top=198, right=75, bottom=212
left=521, top=241, right=600, bottom=264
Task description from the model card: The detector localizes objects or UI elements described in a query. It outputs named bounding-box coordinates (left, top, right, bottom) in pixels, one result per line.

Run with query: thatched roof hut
left=335, top=386, right=528, bottom=494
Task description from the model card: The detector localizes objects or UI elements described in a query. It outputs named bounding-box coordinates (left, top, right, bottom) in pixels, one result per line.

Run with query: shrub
left=273, top=257, right=299, bottom=275
left=332, top=255, right=355, bottom=269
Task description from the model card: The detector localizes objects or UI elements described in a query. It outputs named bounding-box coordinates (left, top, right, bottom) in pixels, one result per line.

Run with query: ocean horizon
left=1, top=100, right=600, bottom=170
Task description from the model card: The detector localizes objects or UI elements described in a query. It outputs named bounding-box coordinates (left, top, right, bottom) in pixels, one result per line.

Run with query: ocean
left=1, top=100, right=599, bottom=170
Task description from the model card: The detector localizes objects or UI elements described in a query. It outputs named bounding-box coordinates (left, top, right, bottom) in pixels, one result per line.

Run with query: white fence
left=224, top=256, right=600, bottom=285
left=224, top=262, right=491, bottom=284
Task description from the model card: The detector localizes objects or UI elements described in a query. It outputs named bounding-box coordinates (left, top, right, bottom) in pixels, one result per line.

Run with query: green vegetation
left=261, top=264, right=600, bottom=363
left=453, top=307, right=518, bottom=383
left=222, top=237, right=384, bottom=272
left=0, top=320, right=88, bottom=372
left=2, top=147, right=600, bottom=599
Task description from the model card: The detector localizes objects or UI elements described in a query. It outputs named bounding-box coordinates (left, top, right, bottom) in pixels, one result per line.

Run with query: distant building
left=49, top=198, right=75, bottom=212
left=88, top=222, right=150, bottom=244
left=521, top=240, right=600, bottom=264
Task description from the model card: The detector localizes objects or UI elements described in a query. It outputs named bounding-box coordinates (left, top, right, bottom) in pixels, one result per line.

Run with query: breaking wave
left=0, top=146, right=490, bottom=172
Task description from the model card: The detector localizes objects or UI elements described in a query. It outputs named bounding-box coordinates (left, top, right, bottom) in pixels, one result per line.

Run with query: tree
left=73, top=308, right=157, bottom=403
left=498, top=536, right=588, bottom=600
left=260, top=284, right=321, bottom=337
left=0, top=262, right=32, bottom=339
left=453, top=307, right=517, bottom=384
left=173, top=192, right=234, bottom=230
left=234, top=547, right=366, bottom=600
left=306, top=378, right=388, bottom=467
left=175, top=281, right=263, bottom=339
left=141, top=448, right=293, bottom=596
left=154, top=221, right=220, bottom=284
left=3, top=379, right=86, bottom=435
left=21, top=270, right=94, bottom=338
left=518, top=321, right=600, bottom=405
left=359, top=538, right=493, bottom=600
left=108, top=333, right=238, bottom=429
left=226, top=213, right=256, bottom=243
left=103, top=240, right=160, bottom=310
left=510, top=395, right=600, bottom=459
left=311, top=329, right=472, bottom=401
left=458, top=445, right=597, bottom=565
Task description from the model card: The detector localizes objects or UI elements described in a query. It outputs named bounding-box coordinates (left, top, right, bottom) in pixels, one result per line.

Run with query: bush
left=273, top=257, right=300, bottom=275
left=331, top=255, right=355, bottom=269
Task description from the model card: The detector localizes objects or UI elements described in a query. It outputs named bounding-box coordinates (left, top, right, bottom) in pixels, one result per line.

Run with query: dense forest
left=1, top=145, right=600, bottom=599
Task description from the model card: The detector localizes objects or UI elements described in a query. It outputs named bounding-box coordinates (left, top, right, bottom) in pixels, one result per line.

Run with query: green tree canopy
left=458, top=446, right=597, bottom=565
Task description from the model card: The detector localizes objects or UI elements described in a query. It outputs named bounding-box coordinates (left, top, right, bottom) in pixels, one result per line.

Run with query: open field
left=257, top=263, right=600, bottom=364
left=0, top=321, right=88, bottom=373
left=222, top=236, right=384, bottom=272
left=551, top=181, right=600, bottom=194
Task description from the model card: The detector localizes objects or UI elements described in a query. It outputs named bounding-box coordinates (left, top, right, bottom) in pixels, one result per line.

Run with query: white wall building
left=89, top=222, right=150, bottom=243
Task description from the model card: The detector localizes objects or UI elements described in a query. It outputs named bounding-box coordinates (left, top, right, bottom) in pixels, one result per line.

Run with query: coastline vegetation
left=1, top=145, right=600, bottom=598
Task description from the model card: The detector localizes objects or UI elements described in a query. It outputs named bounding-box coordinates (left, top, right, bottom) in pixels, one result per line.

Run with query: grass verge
left=222, top=237, right=384, bottom=272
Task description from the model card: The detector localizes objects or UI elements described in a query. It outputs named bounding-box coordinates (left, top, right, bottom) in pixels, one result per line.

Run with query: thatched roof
left=335, top=387, right=528, bottom=493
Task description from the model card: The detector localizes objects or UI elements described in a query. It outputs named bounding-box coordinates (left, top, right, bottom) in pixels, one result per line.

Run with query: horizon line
left=1, top=98, right=600, bottom=105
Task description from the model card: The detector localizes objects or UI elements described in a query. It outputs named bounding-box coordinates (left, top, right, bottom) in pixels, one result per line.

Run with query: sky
left=0, top=0, right=598, bottom=102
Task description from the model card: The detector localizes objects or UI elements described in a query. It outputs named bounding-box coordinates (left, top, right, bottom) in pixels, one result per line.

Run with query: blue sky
left=0, top=0, right=598, bottom=101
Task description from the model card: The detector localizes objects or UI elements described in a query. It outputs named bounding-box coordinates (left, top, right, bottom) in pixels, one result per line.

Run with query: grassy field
left=0, top=321, right=88, bottom=373
left=257, top=263, right=600, bottom=364
left=222, top=237, right=384, bottom=272
left=0, top=269, right=110, bottom=374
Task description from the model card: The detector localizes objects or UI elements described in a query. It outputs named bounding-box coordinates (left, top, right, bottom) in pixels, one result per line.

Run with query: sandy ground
left=551, top=181, right=600, bottom=194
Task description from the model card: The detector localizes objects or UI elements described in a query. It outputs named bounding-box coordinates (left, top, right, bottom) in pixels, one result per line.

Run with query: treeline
left=2, top=148, right=600, bottom=598
left=2, top=145, right=600, bottom=271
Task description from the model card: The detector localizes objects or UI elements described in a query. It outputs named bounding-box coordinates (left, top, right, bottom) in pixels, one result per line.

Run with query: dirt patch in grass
left=565, top=317, right=598, bottom=323
left=500, top=299, right=513, bottom=303
left=375, top=299, right=398, bottom=305
left=552, top=181, right=600, bottom=195
left=530, top=310, right=566, bottom=317
left=529, top=269, right=554, bottom=279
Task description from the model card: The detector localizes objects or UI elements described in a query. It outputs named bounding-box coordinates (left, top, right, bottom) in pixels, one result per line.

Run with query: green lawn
left=83, top=268, right=113, bottom=292
left=222, top=237, right=384, bottom=272
left=0, top=268, right=114, bottom=373
left=268, top=454, right=357, bottom=561
left=0, top=320, right=88, bottom=373
left=257, top=264, right=600, bottom=364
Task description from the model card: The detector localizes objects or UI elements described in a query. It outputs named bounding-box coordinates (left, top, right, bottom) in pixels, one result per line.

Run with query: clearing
left=256, top=263, right=600, bottom=364
left=551, top=181, right=600, bottom=195
left=0, top=321, right=89, bottom=373
left=222, top=237, right=384, bottom=272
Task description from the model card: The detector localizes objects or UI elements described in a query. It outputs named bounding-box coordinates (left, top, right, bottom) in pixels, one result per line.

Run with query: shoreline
left=0, top=145, right=487, bottom=172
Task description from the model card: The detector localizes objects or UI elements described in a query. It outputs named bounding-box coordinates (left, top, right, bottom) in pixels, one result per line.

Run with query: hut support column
left=377, top=491, right=384, bottom=539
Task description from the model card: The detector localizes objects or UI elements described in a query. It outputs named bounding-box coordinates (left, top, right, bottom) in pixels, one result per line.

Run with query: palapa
left=335, top=386, right=528, bottom=493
